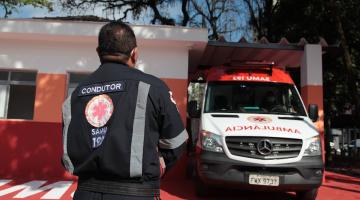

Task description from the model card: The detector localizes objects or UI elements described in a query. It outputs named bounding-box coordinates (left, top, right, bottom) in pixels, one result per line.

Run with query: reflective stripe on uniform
left=62, top=94, right=74, bottom=174
left=159, top=129, right=189, bottom=149
left=130, top=81, right=150, bottom=177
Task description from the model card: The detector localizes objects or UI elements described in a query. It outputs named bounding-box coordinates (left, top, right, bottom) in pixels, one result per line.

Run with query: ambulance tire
left=195, top=179, right=210, bottom=197
left=186, top=155, right=196, bottom=179
left=296, top=188, right=318, bottom=200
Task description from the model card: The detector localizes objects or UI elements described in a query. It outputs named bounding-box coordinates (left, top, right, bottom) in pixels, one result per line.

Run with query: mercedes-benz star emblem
left=257, top=139, right=273, bottom=156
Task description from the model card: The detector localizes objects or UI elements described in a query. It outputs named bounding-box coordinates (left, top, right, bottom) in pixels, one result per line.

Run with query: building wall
left=0, top=20, right=209, bottom=182
left=0, top=19, right=208, bottom=123
left=0, top=37, right=190, bottom=123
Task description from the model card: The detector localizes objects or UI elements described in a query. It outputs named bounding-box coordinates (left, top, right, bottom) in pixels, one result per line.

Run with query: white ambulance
left=188, top=64, right=323, bottom=200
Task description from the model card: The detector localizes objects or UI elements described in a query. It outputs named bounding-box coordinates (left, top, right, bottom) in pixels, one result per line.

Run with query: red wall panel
left=0, top=121, right=74, bottom=180
left=0, top=120, right=187, bottom=181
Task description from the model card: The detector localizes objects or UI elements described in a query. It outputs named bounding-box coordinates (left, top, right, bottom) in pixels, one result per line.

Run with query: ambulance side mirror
left=188, top=100, right=200, bottom=118
left=308, top=104, right=319, bottom=122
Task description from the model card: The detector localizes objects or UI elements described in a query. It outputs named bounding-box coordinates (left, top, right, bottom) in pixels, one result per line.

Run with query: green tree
left=243, top=0, right=279, bottom=39
left=1, top=0, right=53, bottom=18
left=60, top=0, right=244, bottom=41
left=189, top=0, right=241, bottom=40
left=60, top=0, right=178, bottom=25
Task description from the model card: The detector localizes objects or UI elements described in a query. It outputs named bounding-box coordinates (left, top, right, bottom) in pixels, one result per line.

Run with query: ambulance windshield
left=204, top=81, right=306, bottom=116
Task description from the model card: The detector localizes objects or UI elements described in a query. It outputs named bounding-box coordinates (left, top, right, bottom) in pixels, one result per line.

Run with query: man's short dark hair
left=98, top=21, right=137, bottom=57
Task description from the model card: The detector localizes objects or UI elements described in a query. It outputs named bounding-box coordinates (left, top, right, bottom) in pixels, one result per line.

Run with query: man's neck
left=102, top=60, right=126, bottom=65
left=101, top=57, right=134, bottom=67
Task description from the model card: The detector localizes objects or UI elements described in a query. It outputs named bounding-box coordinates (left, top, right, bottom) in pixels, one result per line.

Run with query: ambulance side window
left=0, top=70, right=37, bottom=120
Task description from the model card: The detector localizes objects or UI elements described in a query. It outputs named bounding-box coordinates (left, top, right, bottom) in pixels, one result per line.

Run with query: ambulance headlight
left=199, top=131, right=223, bottom=153
left=304, top=136, right=322, bottom=156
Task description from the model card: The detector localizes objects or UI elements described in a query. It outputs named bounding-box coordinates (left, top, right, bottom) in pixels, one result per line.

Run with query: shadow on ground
left=161, top=179, right=296, bottom=200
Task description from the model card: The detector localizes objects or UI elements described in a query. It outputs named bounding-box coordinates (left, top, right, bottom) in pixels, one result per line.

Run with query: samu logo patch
left=85, top=94, right=114, bottom=128
left=91, top=127, right=107, bottom=148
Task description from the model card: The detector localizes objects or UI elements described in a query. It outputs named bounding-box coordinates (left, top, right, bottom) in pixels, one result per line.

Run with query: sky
left=1, top=4, right=66, bottom=18
left=0, top=1, right=250, bottom=42
left=0, top=2, right=180, bottom=25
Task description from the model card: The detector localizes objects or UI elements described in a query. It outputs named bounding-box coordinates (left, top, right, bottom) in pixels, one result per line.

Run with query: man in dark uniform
left=62, top=21, right=188, bottom=200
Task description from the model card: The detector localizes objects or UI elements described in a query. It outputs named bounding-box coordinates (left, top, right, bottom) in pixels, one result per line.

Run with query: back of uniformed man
left=62, top=21, right=188, bottom=200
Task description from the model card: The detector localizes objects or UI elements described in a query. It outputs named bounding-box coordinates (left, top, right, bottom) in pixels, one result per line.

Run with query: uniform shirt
left=62, top=62, right=188, bottom=195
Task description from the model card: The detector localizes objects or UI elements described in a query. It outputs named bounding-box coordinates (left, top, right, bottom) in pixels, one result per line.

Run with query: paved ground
left=0, top=171, right=359, bottom=199
left=160, top=171, right=360, bottom=200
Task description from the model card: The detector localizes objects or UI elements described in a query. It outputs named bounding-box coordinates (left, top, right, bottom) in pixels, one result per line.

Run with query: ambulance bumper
left=196, top=151, right=323, bottom=191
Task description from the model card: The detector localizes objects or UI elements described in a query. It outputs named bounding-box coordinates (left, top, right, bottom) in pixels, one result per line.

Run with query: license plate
left=249, top=174, right=280, bottom=186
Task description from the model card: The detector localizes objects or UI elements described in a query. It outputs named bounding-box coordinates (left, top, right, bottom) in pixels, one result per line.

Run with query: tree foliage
left=243, top=0, right=279, bottom=40
left=60, top=0, right=243, bottom=41
left=61, top=0, right=178, bottom=25
left=1, top=0, right=53, bottom=18
left=188, top=0, right=241, bottom=40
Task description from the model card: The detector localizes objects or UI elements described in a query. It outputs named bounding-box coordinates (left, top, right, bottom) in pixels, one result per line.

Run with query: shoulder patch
left=85, top=94, right=114, bottom=127
left=79, top=81, right=125, bottom=96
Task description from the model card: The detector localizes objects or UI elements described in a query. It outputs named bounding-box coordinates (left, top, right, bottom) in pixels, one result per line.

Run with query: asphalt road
left=0, top=171, right=358, bottom=199
left=161, top=171, right=360, bottom=200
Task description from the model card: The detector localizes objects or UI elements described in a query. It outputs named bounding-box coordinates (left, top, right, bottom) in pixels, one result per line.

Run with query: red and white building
left=0, top=19, right=325, bottom=199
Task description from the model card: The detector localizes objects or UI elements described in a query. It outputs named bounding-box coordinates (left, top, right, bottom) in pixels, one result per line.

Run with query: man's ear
left=130, top=47, right=138, bottom=67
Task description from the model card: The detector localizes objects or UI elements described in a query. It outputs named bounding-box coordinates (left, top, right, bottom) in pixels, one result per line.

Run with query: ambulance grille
left=225, top=137, right=302, bottom=160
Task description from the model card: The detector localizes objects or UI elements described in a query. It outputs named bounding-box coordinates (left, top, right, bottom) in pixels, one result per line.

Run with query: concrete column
left=300, top=44, right=325, bottom=162
left=301, top=44, right=324, bottom=126
left=301, top=45, right=323, bottom=103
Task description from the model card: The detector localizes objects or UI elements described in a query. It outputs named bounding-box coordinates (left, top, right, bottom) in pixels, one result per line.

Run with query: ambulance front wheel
left=296, top=188, right=319, bottom=200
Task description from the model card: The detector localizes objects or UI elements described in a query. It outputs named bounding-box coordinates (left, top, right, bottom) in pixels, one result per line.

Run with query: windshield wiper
left=278, top=116, right=304, bottom=121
